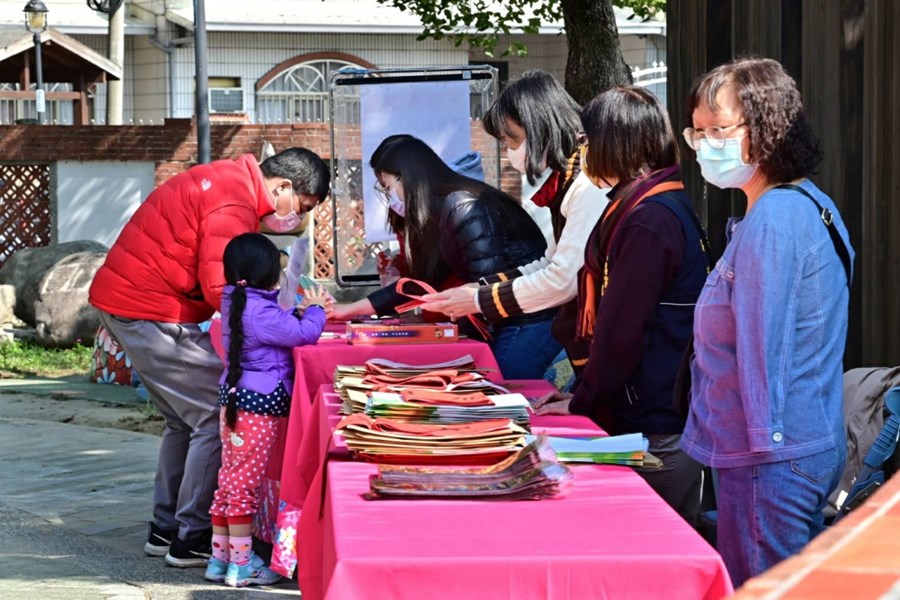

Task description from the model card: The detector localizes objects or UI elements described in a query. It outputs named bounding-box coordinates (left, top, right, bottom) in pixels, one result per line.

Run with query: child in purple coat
left=204, top=233, right=330, bottom=588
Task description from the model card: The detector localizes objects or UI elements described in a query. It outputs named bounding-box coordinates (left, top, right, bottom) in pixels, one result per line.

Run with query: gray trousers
left=99, top=311, right=222, bottom=540
left=634, top=433, right=704, bottom=527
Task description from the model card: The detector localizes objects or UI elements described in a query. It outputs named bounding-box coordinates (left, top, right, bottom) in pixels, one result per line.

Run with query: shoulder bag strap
left=775, top=184, right=852, bottom=287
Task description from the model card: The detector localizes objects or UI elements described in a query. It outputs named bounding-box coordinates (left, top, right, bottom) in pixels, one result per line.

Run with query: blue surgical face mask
left=388, top=190, right=406, bottom=217
left=695, top=137, right=757, bottom=189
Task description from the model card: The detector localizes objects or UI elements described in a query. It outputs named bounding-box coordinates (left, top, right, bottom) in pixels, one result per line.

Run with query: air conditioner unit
left=209, top=87, right=244, bottom=113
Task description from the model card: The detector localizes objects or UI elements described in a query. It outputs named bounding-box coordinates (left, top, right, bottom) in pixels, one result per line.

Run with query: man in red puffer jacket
left=89, top=148, right=329, bottom=567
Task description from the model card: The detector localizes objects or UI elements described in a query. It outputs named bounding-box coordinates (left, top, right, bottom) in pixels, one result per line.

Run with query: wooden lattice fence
left=0, top=163, right=52, bottom=269
left=312, top=194, right=382, bottom=281
left=312, top=159, right=384, bottom=282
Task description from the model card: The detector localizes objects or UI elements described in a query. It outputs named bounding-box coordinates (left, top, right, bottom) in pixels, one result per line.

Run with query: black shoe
left=164, top=529, right=213, bottom=568
left=144, top=522, right=176, bottom=557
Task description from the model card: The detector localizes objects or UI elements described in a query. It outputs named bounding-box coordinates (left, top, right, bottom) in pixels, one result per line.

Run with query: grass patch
left=0, top=339, right=93, bottom=378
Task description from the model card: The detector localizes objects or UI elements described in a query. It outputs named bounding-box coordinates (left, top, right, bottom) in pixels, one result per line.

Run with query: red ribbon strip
left=392, top=277, right=492, bottom=340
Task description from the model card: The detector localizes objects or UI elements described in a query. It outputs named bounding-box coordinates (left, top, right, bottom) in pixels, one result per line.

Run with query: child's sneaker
left=224, top=553, right=282, bottom=588
left=204, top=557, right=228, bottom=582
left=206, top=553, right=267, bottom=583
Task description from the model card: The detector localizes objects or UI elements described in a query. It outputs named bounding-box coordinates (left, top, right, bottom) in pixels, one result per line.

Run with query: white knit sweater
left=477, top=171, right=610, bottom=321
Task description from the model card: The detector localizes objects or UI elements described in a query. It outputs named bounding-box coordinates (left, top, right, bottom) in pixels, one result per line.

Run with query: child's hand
left=303, top=284, right=332, bottom=309
left=328, top=303, right=356, bottom=322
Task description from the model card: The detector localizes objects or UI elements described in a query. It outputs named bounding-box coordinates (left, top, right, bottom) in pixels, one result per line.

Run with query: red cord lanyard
left=392, top=277, right=492, bottom=340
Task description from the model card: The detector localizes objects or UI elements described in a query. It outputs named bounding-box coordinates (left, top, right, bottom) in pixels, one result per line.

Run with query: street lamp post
left=23, top=0, right=49, bottom=124
left=193, top=0, right=211, bottom=163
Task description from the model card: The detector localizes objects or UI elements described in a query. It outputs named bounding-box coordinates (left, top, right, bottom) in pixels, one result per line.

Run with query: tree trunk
left=561, top=0, right=633, bottom=105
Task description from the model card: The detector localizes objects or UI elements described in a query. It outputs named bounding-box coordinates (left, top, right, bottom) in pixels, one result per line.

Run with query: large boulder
left=0, top=241, right=108, bottom=347
left=0, top=284, right=15, bottom=325
left=0, top=241, right=107, bottom=327
left=34, top=251, right=108, bottom=347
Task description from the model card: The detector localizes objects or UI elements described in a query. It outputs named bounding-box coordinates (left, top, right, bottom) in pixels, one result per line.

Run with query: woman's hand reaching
left=418, top=283, right=480, bottom=320
left=532, top=390, right=574, bottom=416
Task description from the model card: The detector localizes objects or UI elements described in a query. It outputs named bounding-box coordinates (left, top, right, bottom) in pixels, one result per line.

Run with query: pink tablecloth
left=297, top=384, right=733, bottom=600
left=299, top=460, right=732, bottom=600
left=270, top=339, right=503, bottom=575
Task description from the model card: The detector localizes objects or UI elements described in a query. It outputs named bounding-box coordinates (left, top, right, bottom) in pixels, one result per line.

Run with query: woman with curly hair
left=680, top=57, right=854, bottom=586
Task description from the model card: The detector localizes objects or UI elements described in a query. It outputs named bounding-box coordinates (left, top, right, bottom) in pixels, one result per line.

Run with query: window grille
left=257, top=59, right=361, bottom=124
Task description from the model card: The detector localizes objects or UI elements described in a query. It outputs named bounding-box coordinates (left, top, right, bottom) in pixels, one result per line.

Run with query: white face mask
left=261, top=184, right=303, bottom=233
left=388, top=190, right=406, bottom=217
left=695, top=137, right=757, bottom=189
left=506, top=142, right=527, bottom=174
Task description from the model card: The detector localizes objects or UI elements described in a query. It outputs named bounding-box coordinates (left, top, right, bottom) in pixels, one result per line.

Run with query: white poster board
left=359, top=79, right=473, bottom=243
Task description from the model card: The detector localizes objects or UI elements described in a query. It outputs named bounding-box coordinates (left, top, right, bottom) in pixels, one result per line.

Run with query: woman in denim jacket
left=680, top=57, right=854, bottom=587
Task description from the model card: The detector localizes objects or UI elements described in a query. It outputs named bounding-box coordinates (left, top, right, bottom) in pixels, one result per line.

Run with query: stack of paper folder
left=363, top=390, right=532, bottom=427
left=334, top=356, right=511, bottom=416
left=366, top=435, right=574, bottom=500
left=538, top=433, right=663, bottom=468
left=336, top=414, right=528, bottom=465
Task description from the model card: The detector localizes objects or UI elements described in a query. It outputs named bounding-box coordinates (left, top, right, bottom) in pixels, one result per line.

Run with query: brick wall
left=0, top=120, right=521, bottom=195
left=0, top=120, right=333, bottom=185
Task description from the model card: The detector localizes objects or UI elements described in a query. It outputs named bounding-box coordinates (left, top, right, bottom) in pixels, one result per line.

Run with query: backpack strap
left=643, top=190, right=714, bottom=272
left=775, top=184, right=852, bottom=288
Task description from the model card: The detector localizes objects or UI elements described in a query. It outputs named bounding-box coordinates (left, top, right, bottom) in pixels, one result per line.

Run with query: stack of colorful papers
left=334, top=355, right=490, bottom=380
left=366, top=435, right=574, bottom=500
left=334, top=356, right=511, bottom=415
left=536, top=433, right=662, bottom=468
left=364, top=391, right=532, bottom=427
left=335, top=414, right=528, bottom=465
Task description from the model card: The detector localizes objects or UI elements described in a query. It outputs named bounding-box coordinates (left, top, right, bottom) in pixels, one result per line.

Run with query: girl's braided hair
left=222, top=232, right=282, bottom=428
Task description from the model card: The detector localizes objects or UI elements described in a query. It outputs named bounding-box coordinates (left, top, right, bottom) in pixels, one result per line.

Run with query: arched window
left=256, top=57, right=366, bottom=123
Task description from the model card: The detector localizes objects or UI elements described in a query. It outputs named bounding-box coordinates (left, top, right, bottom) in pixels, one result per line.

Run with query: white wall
left=56, top=161, right=155, bottom=246
left=69, top=33, right=138, bottom=124
left=167, top=32, right=471, bottom=121
left=131, top=34, right=169, bottom=123
left=470, top=34, right=568, bottom=82
left=80, top=28, right=664, bottom=123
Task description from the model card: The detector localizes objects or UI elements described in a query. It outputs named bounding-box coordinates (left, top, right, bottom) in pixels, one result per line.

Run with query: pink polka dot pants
left=209, top=408, right=280, bottom=518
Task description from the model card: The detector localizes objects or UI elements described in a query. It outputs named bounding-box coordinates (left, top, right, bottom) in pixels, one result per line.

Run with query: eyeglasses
left=373, top=176, right=400, bottom=205
left=297, top=193, right=321, bottom=215
left=273, top=183, right=315, bottom=216
left=682, top=123, right=746, bottom=150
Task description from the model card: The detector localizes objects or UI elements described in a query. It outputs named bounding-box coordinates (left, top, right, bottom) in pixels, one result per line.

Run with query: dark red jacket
left=90, top=154, right=274, bottom=323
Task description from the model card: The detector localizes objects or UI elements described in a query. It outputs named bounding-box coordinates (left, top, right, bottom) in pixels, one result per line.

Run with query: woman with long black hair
left=419, top=71, right=610, bottom=378
left=329, top=134, right=558, bottom=379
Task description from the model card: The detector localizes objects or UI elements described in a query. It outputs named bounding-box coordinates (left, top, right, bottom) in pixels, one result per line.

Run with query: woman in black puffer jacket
left=330, top=134, right=559, bottom=379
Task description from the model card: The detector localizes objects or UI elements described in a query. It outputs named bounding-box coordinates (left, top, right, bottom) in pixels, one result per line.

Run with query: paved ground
left=0, top=378, right=300, bottom=600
